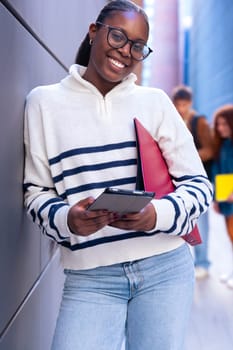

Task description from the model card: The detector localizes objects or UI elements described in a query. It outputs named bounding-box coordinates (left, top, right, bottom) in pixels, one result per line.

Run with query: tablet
left=88, top=187, right=155, bottom=214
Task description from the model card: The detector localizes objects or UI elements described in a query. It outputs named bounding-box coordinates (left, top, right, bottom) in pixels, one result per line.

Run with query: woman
left=211, top=104, right=233, bottom=289
left=23, top=1, right=213, bottom=349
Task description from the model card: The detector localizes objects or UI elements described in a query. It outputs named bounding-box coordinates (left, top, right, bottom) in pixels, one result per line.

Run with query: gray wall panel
left=0, top=4, right=41, bottom=335
left=6, top=0, right=106, bottom=66
left=0, top=0, right=110, bottom=348
left=0, top=251, right=64, bottom=350
left=0, top=3, right=65, bottom=341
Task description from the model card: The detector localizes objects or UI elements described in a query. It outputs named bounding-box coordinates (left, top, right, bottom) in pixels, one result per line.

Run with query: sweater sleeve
left=23, top=88, right=73, bottom=244
left=147, top=91, right=213, bottom=236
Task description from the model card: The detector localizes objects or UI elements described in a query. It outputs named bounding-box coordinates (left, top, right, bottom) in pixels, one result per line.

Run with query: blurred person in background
left=211, top=104, right=233, bottom=289
left=172, top=85, right=214, bottom=279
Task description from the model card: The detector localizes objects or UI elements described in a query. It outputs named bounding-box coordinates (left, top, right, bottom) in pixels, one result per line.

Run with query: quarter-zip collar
left=61, top=64, right=137, bottom=98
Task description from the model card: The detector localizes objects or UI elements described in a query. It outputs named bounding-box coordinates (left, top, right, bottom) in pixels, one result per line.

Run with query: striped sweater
left=23, top=64, right=213, bottom=270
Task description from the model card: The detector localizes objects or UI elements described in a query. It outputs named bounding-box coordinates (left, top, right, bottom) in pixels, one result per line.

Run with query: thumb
left=75, top=196, right=95, bottom=210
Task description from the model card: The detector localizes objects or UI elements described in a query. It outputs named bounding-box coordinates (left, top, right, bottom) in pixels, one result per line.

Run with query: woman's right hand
left=67, top=197, right=116, bottom=236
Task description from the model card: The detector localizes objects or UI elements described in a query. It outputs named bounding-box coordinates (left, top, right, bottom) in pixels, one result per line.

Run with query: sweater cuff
left=145, top=198, right=176, bottom=233
left=62, top=205, right=80, bottom=243
left=54, top=204, right=80, bottom=244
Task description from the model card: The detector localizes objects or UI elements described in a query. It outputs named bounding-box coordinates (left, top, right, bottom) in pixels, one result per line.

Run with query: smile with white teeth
left=109, top=58, right=125, bottom=68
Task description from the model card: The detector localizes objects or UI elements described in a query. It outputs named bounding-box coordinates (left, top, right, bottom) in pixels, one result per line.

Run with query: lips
left=109, top=57, right=126, bottom=69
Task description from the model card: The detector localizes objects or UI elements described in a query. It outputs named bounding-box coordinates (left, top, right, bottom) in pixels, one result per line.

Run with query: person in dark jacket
left=172, top=85, right=214, bottom=279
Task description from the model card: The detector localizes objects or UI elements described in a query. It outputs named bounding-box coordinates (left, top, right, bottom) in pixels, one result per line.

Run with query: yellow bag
left=215, top=174, right=233, bottom=202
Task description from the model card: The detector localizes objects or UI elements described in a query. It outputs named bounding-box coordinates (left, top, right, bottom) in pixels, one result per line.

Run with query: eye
left=110, top=29, right=126, bottom=44
left=132, top=42, right=145, bottom=53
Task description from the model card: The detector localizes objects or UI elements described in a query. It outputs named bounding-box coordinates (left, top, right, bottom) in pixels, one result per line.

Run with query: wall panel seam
left=0, top=248, right=61, bottom=342
left=1, top=0, right=68, bottom=72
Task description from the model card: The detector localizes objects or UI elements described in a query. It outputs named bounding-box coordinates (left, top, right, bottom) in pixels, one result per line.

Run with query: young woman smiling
left=23, top=1, right=213, bottom=349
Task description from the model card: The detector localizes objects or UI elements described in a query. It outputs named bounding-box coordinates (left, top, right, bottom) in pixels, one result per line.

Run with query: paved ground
left=184, top=205, right=233, bottom=350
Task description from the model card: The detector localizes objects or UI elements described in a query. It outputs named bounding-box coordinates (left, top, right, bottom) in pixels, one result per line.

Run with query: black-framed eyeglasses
left=96, top=21, right=153, bottom=61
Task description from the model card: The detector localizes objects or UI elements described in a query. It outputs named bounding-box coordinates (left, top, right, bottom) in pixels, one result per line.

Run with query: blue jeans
left=51, top=244, right=194, bottom=350
left=194, top=210, right=211, bottom=269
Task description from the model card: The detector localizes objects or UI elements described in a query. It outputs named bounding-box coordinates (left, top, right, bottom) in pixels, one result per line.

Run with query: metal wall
left=189, top=0, right=233, bottom=120
left=0, top=1, right=105, bottom=349
left=142, top=0, right=179, bottom=93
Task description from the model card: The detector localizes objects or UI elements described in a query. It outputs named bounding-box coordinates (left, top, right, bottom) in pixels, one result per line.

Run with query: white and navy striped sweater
left=23, top=64, right=213, bottom=270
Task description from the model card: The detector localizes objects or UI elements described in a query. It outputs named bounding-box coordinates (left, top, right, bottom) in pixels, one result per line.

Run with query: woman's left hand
left=109, top=203, right=157, bottom=231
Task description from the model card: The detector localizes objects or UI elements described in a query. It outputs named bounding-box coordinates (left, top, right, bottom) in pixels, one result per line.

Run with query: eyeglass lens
left=96, top=22, right=152, bottom=61
left=108, top=29, right=149, bottom=60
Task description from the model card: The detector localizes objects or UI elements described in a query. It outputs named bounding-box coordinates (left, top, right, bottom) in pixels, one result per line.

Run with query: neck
left=82, top=69, right=120, bottom=96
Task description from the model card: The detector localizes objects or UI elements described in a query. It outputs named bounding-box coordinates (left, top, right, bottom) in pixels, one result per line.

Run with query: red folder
left=134, top=118, right=201, bottom=246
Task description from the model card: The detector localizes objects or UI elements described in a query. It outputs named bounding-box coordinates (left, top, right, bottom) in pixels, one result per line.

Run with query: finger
left=74, top=212, right=115, bottom=235
left=109, top=219, right=137, bottom=230
left=73, top=196, right=95, bottom=211
left=85, top=209, right=110, bottom=219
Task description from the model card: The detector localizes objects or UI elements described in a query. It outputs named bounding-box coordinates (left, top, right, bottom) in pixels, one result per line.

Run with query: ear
left=88, top=23, right=98, bottom=42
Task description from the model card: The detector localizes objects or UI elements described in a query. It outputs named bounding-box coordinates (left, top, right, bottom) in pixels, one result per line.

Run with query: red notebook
left=134, top=118, right=201, bottom=246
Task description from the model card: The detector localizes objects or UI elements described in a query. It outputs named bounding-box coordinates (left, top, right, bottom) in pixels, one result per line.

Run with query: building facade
left=189, top=0, right=233, bottom=120
left=142, top=0, right=179, bottom=94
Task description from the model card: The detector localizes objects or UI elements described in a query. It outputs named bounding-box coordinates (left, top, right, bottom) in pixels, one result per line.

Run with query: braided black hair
left=75, top=0, right=149, bottom=66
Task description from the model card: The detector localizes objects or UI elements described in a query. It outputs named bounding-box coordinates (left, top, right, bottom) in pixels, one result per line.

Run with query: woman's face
left=84, top=11, right=149, bottom=94
left=216, top=116, right=232, bottom=138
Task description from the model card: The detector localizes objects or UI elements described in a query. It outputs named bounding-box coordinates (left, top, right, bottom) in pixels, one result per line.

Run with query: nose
left=118, top=41, right=131, bottom=57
